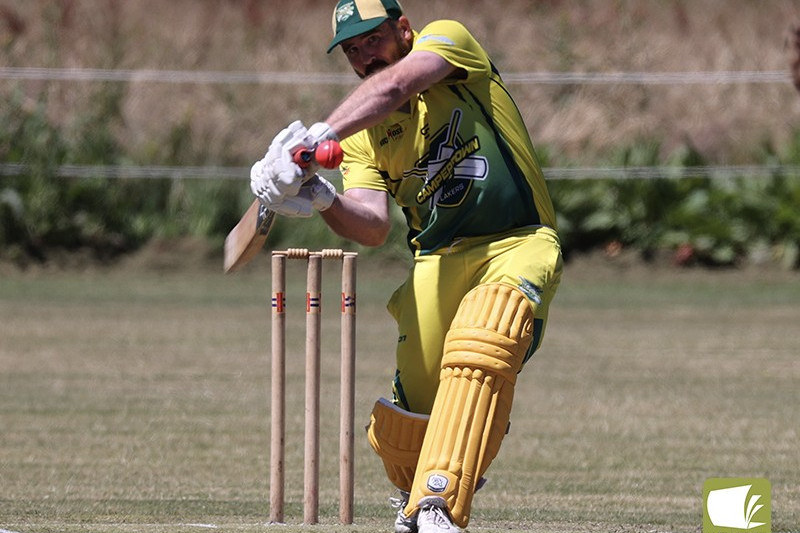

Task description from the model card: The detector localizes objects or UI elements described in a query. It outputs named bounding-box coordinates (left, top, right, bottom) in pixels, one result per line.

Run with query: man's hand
left=250, top=144, right=304, bottom=204
left=249, top=119, right=340, bottom=207
left=249, top=120, right=341, bottom=199
left=274, top=120, right=313, bottom=153
left=266, top=195, right=314, bottom=218
left=307, top=122, right=338, bottom=146
left=298, top=175, right=337, bottom=212
left=249, top=120, right=313, bottom=204
left=256, top=175, right=337, bottom=218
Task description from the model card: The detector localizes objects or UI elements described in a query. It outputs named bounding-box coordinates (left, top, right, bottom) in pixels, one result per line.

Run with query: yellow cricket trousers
left=387, top=225, right=563, bottom=414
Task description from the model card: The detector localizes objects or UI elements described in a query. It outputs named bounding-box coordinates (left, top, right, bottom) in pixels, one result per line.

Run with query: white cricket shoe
left=391, top=490, right=417, bottom=533
left=394, top=507, right=417, bottom=533
left=416, top=496, right=459, bottom=533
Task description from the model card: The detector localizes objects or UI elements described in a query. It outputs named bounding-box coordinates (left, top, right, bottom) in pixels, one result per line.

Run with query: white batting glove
left=250, top=145, right=304, bottom=204
left=297, top=175, right=337, bottom=212
left=268, top=195, right=314, bottom=218
left=254, top=175, right=335, bottom=218
left=249, top=121, right=339, bottom=205
left=250, top=118, right=315, bottom=203
left=306, top=122, right=338, bottom=146
left=273, top=120, right=312, bottom=153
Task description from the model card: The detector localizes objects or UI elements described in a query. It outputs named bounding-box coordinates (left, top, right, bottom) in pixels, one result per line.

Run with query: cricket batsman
left=249, top=1, right=563, bottom=531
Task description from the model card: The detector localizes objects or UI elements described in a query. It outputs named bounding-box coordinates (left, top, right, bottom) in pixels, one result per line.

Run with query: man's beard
left=364, top=60, right=390, bottom=77
left=354, top=33, right=412, bottom=79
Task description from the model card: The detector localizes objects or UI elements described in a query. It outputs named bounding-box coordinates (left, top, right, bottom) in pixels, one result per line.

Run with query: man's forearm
left=326, top=51, right=456, bottom=140
left=320, top=191, right=391, bottom=247
left=325, top=69, right=410, bottom=140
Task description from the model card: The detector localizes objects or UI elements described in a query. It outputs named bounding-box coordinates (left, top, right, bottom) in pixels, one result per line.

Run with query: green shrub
left=2, top=86, right=799, bottom=269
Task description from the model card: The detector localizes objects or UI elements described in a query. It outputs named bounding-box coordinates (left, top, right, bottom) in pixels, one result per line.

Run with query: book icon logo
left=703, top=478, right=771, bottom=533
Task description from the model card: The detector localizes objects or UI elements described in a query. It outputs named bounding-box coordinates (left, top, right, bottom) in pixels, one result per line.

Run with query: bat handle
left=293, top=148, right=315, bottom=168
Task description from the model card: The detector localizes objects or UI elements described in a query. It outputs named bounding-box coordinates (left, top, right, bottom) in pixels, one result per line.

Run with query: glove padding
left=259, top=175, right=337, bottom=218
left=307, top=122, right=338, bottom=145
left=249, top=120, right=339, bottom=206
left=274, top=120, right=313, bottom=153
left=301, top=174, right=337, bottom=212
left=272, top=120, right=336, bottom=156
left=250, top=147, right=302, bottom=204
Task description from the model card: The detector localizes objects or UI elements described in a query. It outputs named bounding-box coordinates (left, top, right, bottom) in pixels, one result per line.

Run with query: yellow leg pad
left=404, top=283, right=533, bottom=528
left=367, top=398, right=429, bottom=492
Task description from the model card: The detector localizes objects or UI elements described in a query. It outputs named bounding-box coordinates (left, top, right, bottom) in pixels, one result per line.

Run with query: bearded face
left=340, top=18, right=413, bottom=79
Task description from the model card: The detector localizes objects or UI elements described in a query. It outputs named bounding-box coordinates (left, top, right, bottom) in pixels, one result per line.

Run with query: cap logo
left=336, top=1, right=356, bottom=23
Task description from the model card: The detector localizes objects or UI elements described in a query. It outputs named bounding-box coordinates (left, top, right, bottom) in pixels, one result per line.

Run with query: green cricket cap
left=327, top=0, right=403, bottom=53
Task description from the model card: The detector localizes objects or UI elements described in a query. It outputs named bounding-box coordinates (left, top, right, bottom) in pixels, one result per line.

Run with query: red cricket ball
left=315, top=140, right=344, bottom=169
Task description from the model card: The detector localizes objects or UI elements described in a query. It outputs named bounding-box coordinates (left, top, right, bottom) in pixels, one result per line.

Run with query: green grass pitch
left=1, top=258, right=798, bottom=532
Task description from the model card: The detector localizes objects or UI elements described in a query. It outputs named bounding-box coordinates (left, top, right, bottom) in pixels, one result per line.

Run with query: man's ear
left=397, top=16, right=413, bottom=41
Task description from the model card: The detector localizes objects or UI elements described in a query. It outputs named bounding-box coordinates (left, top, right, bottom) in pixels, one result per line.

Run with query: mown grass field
left=1, top=256, right=798, bottom=533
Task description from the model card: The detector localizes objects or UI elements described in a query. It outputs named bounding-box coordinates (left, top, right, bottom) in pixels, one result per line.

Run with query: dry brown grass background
left=2, top=0, right=799, bottom=165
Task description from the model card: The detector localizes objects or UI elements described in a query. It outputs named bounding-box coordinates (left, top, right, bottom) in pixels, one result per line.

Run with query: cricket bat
left=223, top=140, right=343, bottom=273
left=223, top=199, right=276, bottom=272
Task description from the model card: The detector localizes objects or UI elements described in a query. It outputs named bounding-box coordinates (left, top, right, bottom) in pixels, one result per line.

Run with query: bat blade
left=223, top=199, right=276, bottom=273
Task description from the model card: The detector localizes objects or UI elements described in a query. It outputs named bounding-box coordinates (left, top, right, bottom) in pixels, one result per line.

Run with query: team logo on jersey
left=335, top=1, right=355, bottom=23
left=415, top=108, right=488, bottom=208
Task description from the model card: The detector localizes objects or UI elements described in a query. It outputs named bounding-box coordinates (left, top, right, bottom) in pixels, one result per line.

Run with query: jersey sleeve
left=410, top=20, right=491, bottom=83
left=339, top=130, right=389, bottom=193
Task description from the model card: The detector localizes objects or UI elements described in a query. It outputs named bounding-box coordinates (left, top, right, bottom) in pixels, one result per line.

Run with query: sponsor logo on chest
left=379, top=123, right=405, bottom=146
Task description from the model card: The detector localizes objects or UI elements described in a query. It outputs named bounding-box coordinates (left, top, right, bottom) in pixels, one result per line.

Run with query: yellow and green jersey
left=339, top=19, right=557, bottom=255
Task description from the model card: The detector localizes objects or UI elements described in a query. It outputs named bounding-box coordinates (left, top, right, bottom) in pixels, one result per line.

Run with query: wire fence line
left=2, top=68, right=794, bottom=183
left=0, top=67, right=793, bottom=86
left=2, top=163, right=798, bottom=181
